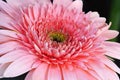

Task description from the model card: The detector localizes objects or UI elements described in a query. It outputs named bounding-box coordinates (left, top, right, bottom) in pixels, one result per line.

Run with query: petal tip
left=68, top=0, right=83, bottom=12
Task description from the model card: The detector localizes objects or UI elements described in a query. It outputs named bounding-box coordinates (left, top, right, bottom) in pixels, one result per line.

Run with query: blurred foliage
left=110, top=0, right=120, bottom=41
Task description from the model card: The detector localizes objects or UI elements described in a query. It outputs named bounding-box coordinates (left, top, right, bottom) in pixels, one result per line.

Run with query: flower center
left=49, top=32, right=66, bottom=43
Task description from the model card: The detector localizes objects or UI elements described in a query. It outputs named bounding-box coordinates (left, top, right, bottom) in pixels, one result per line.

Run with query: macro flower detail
left=0, top=0, right=120, bottom=80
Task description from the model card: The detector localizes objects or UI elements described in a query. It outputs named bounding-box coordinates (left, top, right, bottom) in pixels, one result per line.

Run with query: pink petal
left=101, top=56, right=120, bottom=74
left=31, top=61, right=40, bottom=69
left=89, top=12, right=100, bottom=19
left=3, top=55, right=37, bottom=77
left=33, top=3, right=40, bottom=21
left=0, top=30, right=18, bottom=38
left=37, top=0, right=51, bottom=4
left=0, top=0, right=19, bottom=20
left=76, top=61, right=101, bottom=80
left=26, top=4, right=37, bottom=23
left=88, top=61, right=108, bottom=80
left=86, top=69, right=102, bottom=80
left=47, top=65, right=62, bottom=80
left=0, top=63, right=10, bottom=78
left=25, top=61, right=40, bottom=80
left=6, top=0, right=50, bottom=7
left=0, top=35, right=12, bottom=43
left=32, top=63, right=49, bottom=80
left=68, top=0, right=83, bottom=12
left=0, top=50, right=28, bottom=63
left=25, top=70, right=34, bottom=80
left=96, top=23, right=112, bottom=38
left=63, top=71, right=77, bottom=80
left=103, top=41, right=120, bottom=59
left=53, top=0, right=72, bottom=7
left=76, top=69, right=97, bottom=80
left=0, top=13, right=15, bottom=30
left=87, top=11, right=106, bottom=22
left=101, top=30, right=119, bottom=40
left=23, top=13, right=32, bottom=26
left=75, top=69, right=88, bottom=80
left=0, top=41, right=21, bottom=55
left=88, top=60, right=119, bottom=80
left=6, top=0, right=32, bottom=7
left=62, top=65, right=77, bottom=80
left=104, top=67, right=119, bottom=80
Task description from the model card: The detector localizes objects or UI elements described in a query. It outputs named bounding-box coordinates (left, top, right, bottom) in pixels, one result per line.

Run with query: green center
left=49, top=32, right=66, bottom=43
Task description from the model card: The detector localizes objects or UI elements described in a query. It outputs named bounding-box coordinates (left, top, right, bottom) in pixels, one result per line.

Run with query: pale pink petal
left=101, top=56, right=120, bottom=74
left=75, top=67, right=97, bottom=80
left=6, top=0, right=50, bottom=7
left=76, top=60, right=101, bottom=80
left=6, top=0, right=34, bottom=7
left=0, top=13, right=15, bottom=30
left=24, top=4, right=38, bottom=23
left=95, top=17, right=106, bottom=23
left=32, top=63, right=49, bottom=80
left=86, top=69, right=102, bottom=80
left=0, top=50, right=28, bottom=63
left=102, top=64, right=120, bottom=80
left=88, top=61, right=108, bottom=80
left=88, top=60, right=119, bottom=80
left=68, top=0, right=83, bottom=12
left=37, top=0, right=51, bottom=4
left=0, top=1, right=19, bottom=20
left=75, top=69, right=89, bottom=80
left=53, top=0, right=72, bottom=7
left=88, top=11, right=106, bottom=22
left=33, top=3, right=40, bottom=21
left=22, top=13, right=32, bottom=27
left=0, top=41, right=21, bottom=55
left=89, top=12, right=100, bottom=19
left=0, top=13, right=21, bottom=31
left=62, top=65, right=77, bottom=80
left=101, top=30, right=119, bottom=40
left=96, top=23, right=112, bottom=37
left=47, top=65, right=62, bottom=80
left=0, top=35, right=12, bottom=43
left=25, top=70, right=34, bottom=80
left=3, top=55, right=37, bottom=77
left=103, top=41, right=120, bottom=59
left=105, top=67, right=120, bottom=80
left=31, top=61, right=40, bottom=69
left=0, top=63, right=10, bottom=78
left=0, top=30, right=18, bottom=38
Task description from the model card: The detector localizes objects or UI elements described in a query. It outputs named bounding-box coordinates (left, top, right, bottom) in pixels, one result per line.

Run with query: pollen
left=49, top=32, right=66, bottom=43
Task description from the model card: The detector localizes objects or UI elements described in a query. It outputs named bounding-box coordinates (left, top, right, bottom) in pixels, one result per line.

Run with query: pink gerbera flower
left=0, top=0, right=120, bottom=80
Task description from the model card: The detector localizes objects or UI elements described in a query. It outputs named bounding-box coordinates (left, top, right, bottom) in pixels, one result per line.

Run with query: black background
left=1, top=0, right=120, bottom=80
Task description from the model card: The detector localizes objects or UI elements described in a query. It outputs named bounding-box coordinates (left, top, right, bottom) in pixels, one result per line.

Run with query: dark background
left=1, top=0, right=120, bottom=80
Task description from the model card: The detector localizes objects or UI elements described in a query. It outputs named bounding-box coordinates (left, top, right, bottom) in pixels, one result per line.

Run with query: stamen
left=49, top=32, right=66, bottom=43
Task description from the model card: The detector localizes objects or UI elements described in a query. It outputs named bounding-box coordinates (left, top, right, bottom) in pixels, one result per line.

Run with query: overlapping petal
left=47, top=65, right=62, bottom=80
left=6, top=0, right=51, bottom=7
left=32, top=63, right=49, bottom=80
left=3, top=55, right=37, bottom=77
left=0, top=63, right=10, bottom=78
left=53, top=0, right=72, bottom=7
left=0, top=41, right=21, bottom=55
left=0, top=50, right=28, bottom=63
left=103, top=41, right=120, bottom=59
left=68, top=0, right=83, bottom=12
left=24, top=70, right=34, bottom=80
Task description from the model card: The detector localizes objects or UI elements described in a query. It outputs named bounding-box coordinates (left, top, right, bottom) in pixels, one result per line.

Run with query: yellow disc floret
left=49, top=32, right=66, bottom=43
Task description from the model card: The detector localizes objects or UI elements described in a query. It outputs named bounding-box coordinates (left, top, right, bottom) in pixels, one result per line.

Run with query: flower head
left=0, top=0, right=120, bottom=80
